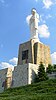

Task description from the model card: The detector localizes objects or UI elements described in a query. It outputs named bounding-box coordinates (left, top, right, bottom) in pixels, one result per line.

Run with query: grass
left=0, top=79, right=56, bottom=100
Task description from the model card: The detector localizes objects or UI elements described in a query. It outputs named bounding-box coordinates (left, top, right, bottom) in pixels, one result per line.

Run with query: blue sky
left=0, top=0, right=56, bottom=70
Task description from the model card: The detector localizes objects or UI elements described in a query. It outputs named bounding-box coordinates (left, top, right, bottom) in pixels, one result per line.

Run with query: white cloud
left=0, top=62, right=14, bottom=71
left=43, top=0, right=53, bottom=9
left=26, top=15, right=32, bottom=25
left=0, top=57, right=18, bottom=71
left=9, top=57, right=18, bottom=65
left=40, top=15, right=46, bottom=23
left=46, top=14, right=52, bottom=19
left=51, top=52, right=56, bottom=64
left=39, top=14, right=52, bottom=23
left=38, top=24, right=50, bottom=38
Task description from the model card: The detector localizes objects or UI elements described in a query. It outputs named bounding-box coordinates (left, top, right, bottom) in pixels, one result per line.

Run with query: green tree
left=53, top=64, right=56, bottom=69
left=37, top=62, right=48, bottom=82
left=47, top=64, right=53, bottom=74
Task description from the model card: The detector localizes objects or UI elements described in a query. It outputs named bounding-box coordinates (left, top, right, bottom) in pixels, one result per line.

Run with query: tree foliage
left=37, top=62, right=48, bottom=82
left=47, top=64, right=53, bottom=74
left=53, top=64, right=56, bottom=69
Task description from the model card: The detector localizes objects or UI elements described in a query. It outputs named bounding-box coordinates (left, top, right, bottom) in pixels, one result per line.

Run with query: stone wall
left=28, top=63, right=39, bottom=84
left=12, top=64, right=28, bottom=87
left=34, top=42, right=51, bottom=66
left=0, top=68, right=12, bottom=93
left=12, top=63, right=39, bottom=88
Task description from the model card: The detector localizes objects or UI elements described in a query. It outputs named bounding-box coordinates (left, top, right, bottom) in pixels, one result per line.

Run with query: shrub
left=47, top=64, right=53, bottom=74
left=34, top=62, right=48, bottom=82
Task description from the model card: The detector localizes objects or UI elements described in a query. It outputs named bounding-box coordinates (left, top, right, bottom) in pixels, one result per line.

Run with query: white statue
left=29, top=8, right=39, bottom=41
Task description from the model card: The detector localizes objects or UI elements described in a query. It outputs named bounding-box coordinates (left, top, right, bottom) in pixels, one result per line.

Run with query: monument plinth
left=18, top=39, right=51, bottom=67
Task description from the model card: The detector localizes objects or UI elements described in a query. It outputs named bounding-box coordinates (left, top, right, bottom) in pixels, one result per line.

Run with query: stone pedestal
left=12, top=63, right=39, bottom=88
left=18, top=39, right=51, bottom=66
left=12, top=39, right=51, bottom=88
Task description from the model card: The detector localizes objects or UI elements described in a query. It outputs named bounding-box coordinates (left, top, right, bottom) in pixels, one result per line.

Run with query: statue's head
left=31, top=8, right=36, bottom=15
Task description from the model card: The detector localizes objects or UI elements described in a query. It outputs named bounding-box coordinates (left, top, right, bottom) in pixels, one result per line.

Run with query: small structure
left=0, top=68, right=12, bottom=92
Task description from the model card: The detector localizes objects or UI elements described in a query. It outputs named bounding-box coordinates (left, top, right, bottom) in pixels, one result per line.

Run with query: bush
left=47, top=64, right=53, bottom=74
left=53, top=64, right=56, bottom=69
left=37, top=62, right=48, bottom=82
left=34, top=63, right=48, bottom=83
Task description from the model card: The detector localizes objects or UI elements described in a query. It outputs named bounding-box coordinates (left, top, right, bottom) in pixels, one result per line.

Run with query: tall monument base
left=12, top=63, right=39, bottom=88
left=0, top=39, right=52, bottom=93
left=18, top=39, right=51, bottom=67
left=12, top=39, right=51, bottom=88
